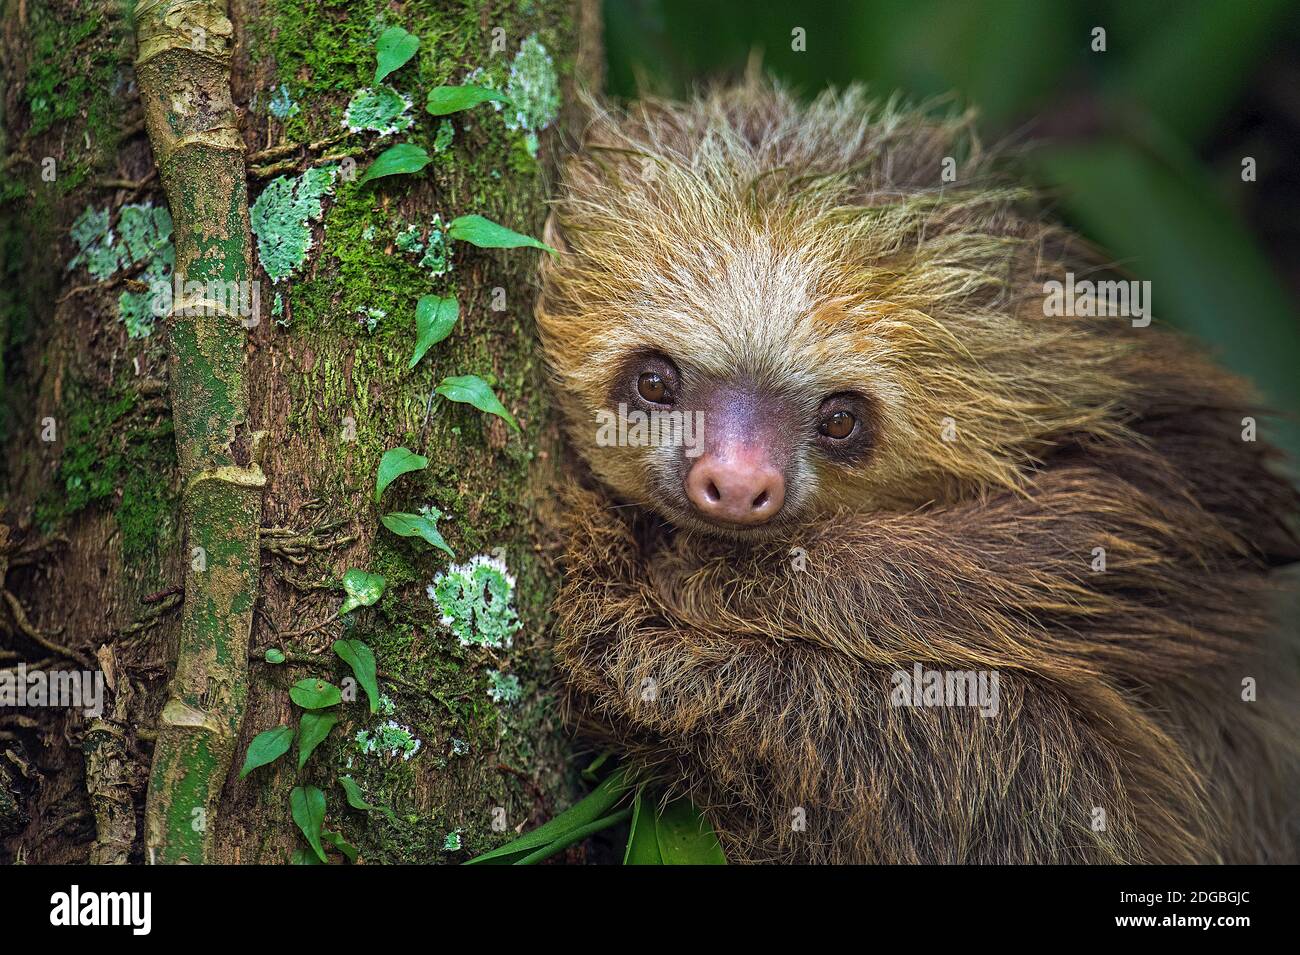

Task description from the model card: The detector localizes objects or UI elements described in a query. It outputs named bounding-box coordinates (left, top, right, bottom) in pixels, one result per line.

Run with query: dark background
left=602, top=0, right=1300, bottom=457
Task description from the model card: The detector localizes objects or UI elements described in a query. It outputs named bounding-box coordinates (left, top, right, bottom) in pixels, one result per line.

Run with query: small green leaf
left=623, top=789, right=663, bottom=864
left=239, top=725, right=293, bottom=778
left=264, top=647, right=286, bottom=664
left=290, top=785, right=328, bottom=863
left=340, top=568, right=387, bottom=615
left=466, top=768, right=632, bottom=865
left=381, top=510, right=454, bottom=557
left=409, top=294, right=459, bottom=369
left=339, top=776, right=376, bottom=811
left=374, top=26, right=419, bottom=85
left=297, top=711, right=338, bottom=769
left=340, top=776, right=399, bottom=824
left=375, top=446, right=428, bottom=502
left=358, top=143, right=430, bottom=185
left=322, top=829, right=359, bottom=863
left=653, top=797, right=727, bottom=865
left=289, top=678, right=343, bottom=709
left=436, top=374, right=519, bottom=432
left=426, top=84, right=511, bottom=115
left=290, top=847, right=322, bottom=865
left=333, top=638, right=380, bottom=713
left=447, top=214, right=556, bottom=255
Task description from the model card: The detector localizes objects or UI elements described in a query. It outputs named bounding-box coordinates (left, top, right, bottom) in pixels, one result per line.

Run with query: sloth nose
left=684, top=447, right=785, bottom=525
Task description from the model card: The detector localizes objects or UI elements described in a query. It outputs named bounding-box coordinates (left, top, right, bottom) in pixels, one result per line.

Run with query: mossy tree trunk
left=1, top=0, right=596, bottom=864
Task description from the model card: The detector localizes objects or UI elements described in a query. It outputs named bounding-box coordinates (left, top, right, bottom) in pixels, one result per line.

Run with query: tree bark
left=1, top=0, right=592, bottom=864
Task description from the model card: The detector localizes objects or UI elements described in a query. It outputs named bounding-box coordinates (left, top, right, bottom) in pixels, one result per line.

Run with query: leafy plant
left=289, top=678, right=343, bottom=709
left=358, top=143, right=430, bottom=185
left=436, top=374, right=519, bottom=432
left=465, top=767, right=727, bottom=865
left=290, top=785, right=328, bottom=863
left=374, top=26, right=419, bottom=84
left=297, top=712, right=339, bottom=769
left=239, top=725, right=294, bottom=778
left=447, top=214, right=556, bottom=254
left=339, top=569, right=386, bottom=615
left=375, top=446, right=429, bottom=501
left=381, top=508, right=454, bottom=556
left=333, top=639, right=380, bottom=713
left=426, top=84, right=511, bottom=115
left=409, top=294, right=459, bottom=369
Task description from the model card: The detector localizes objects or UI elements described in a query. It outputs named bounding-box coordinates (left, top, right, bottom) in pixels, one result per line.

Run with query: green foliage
left=409, top=294, right=459, bottom=368
left=339, top=569, right=386, bottom=615
left=333, top=639, right=380, bottom=713
left=290, top=786, right=328, bottom=863
left=265, top=648, right=287, bottom=664
left=239, top=726, right=294, bottom=778
left=297, top=712, right=339, bottom=769
left=374, top=25, right=420, bottom=84
left=426, top=84, right=511, bottom=115
left=652, top=796, right=727, bottom=864
left=358, top=143, right=431, bottom=184
left=289, top=678, right=343, bottom=710
left=435, top=374, right=519, bottom=431
left=381, top=507, right=455, bottom=557
left=447, top=214, right=555, bottom=255
left=466, top=770, right=632, bottom=865
left=375, top=447, right=429, bottom=501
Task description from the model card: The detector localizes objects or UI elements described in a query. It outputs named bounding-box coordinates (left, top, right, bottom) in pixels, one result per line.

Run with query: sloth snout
left=684, top=446, right=786, bottom=525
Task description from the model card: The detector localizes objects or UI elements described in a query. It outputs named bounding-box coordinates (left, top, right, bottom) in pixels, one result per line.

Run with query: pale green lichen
left=418, top=215, right=451, bottom=278
left=442, top=830, right=463, bottom=851
left=486, top=669, right=522, bottom=705
left=427, top=553, right=521, bottom=650
left=343, top=86, right=413, bottom=136
left=504, top=36, right=560, bottom=157
left=432, top=119, right=454, bottom=153
left=268, top=83, right=300, bottom=120
left=449, top=737, right=469, bottom=758
left=360, top=306, right=386, bottom=333
left=395, top=224, right=424, bottom=254
left=250, top=166, right=336, bottom=282
left=67, top=202, right=174, bottom=337
left=355, top=720, right=422, bottom=760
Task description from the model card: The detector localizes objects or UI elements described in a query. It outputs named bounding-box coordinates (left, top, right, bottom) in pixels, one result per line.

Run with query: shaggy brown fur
left=535, top=81, right=1300, bottom=863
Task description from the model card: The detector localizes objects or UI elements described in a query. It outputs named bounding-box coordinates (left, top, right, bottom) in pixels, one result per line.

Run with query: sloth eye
left=819, top=410, right=856, bottom=440
left=637, top=371, right=672, bottom=404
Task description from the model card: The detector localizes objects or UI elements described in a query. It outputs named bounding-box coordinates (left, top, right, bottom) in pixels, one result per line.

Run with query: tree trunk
left=1, top=0, right=596, bottom=864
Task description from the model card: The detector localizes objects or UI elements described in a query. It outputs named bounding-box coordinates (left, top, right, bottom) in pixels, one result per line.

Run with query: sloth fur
left=534, top=81, right=1300, bottom=864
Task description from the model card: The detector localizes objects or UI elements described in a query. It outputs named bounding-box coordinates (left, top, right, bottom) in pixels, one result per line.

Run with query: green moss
left=34, top=381, right=179, bottom=565
left=21, top=1, right=126, bottom=192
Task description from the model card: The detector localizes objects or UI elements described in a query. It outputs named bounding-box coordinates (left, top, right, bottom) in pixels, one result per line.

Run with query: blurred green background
left=602, top=0, right=1300, bottom=460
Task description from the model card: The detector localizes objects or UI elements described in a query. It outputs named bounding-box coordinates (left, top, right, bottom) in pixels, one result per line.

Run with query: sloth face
left=607, top=348, right=876, bottom=537
left=536, top=90, right=1138, bottom=534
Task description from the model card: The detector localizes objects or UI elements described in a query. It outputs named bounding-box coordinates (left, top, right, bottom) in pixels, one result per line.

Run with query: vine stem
left=133, top=0, right=265, bottom=864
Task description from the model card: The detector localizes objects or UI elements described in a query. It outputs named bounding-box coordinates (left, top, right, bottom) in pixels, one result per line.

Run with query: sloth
left=534, top=81, right=1300, bottom=863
